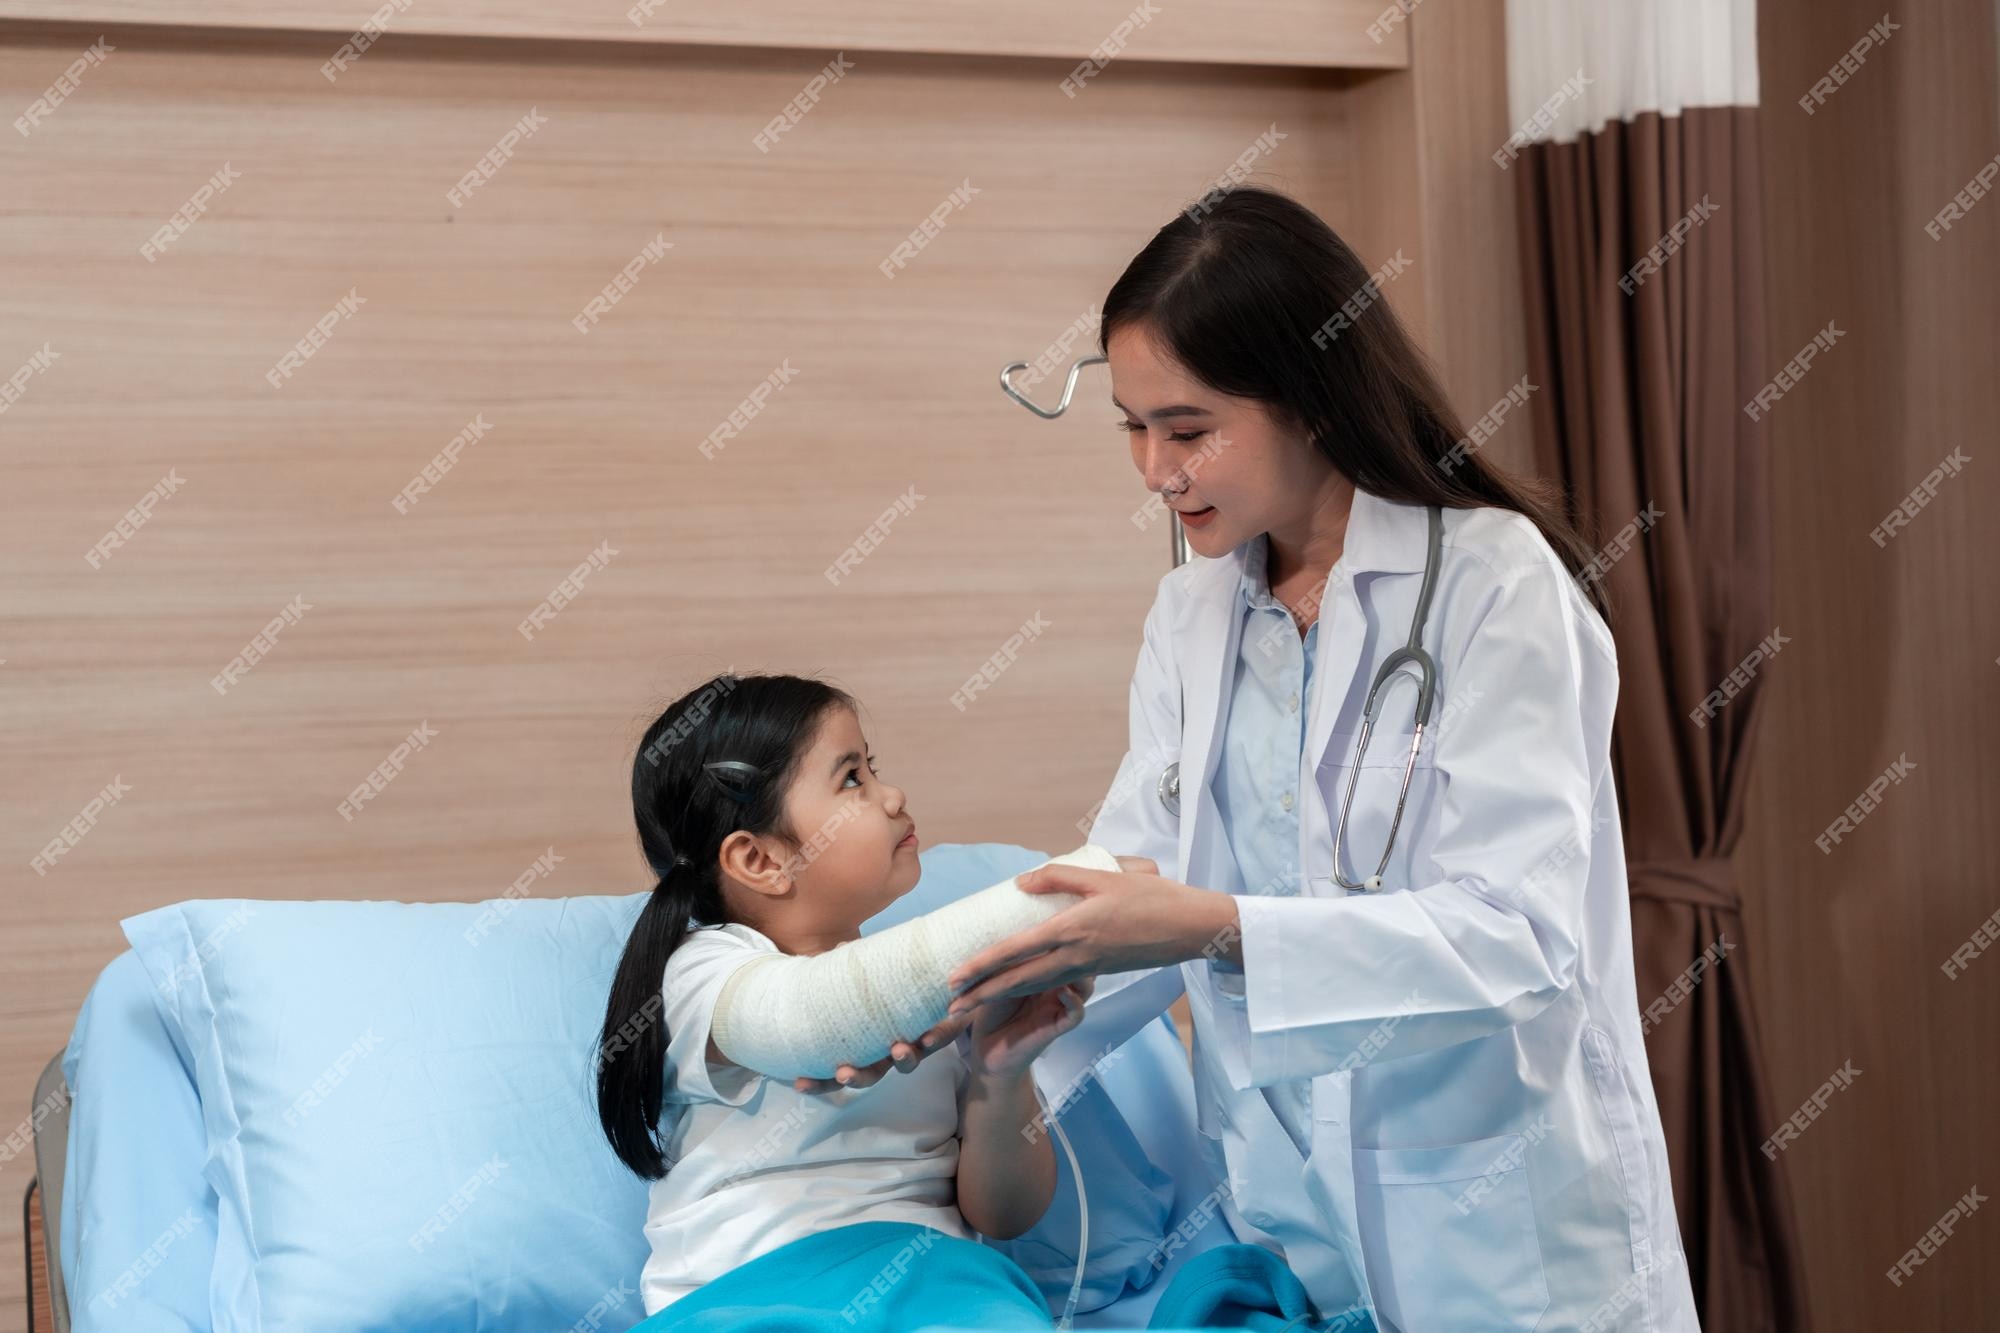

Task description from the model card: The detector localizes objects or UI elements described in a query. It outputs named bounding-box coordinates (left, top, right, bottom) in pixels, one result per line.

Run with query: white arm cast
left=709, top=844, right=1120, bottom=1080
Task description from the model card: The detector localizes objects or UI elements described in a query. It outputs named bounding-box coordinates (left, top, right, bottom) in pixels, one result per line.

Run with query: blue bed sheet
left=626, top=1220, right=1365, bottom=1332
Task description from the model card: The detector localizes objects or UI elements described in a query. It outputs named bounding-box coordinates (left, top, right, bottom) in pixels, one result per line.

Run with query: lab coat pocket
left=1320, top=725, right=1439, bottom=771
left=1581, top=1024, right=1653, bottom=1275
left=1315, top=727, right=1440, bottom=891
left=1352, top=1134, right=1550, bottom=1332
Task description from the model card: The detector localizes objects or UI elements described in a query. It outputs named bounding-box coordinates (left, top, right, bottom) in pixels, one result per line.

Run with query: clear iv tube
left=1031, top=1076, right=1088, bottom=1331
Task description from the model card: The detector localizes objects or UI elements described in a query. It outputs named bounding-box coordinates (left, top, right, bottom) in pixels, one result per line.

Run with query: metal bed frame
left=25, top=1054, right=72, bottom=1333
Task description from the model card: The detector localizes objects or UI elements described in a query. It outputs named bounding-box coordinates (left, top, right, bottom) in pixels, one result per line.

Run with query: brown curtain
left=1514, top=107, right=1813, bottom=1332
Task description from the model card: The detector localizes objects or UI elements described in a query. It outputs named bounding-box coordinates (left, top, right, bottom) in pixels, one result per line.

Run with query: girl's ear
left=718, top=828, right=795, bottom=899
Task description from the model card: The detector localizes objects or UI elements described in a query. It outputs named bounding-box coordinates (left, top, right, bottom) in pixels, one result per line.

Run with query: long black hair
left=1102, top=184, right=1609, bottom=621
left=594, top=671, right=857, bottom=1180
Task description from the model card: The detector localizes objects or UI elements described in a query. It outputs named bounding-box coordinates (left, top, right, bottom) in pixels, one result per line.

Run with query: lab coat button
left=1287, top=692, right=1299, bottom=713
left=1281, top=791, right=1294, bottom=811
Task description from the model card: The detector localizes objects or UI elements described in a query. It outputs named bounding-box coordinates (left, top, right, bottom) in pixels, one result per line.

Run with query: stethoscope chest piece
left=1157, top=760, right=1181, bottom=817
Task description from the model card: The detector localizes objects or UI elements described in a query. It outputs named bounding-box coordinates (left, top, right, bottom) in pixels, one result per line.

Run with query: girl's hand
left=965, top=977, right=1095, bottom=1080
left=944, top=857, right=1234, bottom=1015
left=791, top=1010, right=974, bottom=1095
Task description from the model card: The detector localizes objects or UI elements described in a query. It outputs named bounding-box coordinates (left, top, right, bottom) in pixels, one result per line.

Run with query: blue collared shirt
left=1211, top=531, right=1318, bottom=1156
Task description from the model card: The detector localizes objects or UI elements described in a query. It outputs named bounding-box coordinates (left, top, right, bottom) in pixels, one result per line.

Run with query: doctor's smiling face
left=718, top=704, right=920, bottom=954
left=1109, top=321, right=1348, bottom=570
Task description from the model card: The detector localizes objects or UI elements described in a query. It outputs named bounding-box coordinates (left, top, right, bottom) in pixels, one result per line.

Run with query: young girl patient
left=594, top=672, right=1092, bottom=1329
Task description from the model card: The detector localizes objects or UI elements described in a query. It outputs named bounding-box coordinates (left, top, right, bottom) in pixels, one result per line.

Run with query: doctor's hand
left=943, top=857, right=1238, bottom=1015
left=790, top=1010, right=974, bottom=1095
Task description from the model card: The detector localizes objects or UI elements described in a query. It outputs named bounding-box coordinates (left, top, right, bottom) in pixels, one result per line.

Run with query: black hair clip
left=702, top=759, right=762, bottom=805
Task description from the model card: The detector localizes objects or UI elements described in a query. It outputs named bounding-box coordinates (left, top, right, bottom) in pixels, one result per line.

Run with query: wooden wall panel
left=0, top=0, right=1409, bottom=69
left=1407, top=0, right=1533, bottom=471
left=1339, top=0, right=1531, bottom=474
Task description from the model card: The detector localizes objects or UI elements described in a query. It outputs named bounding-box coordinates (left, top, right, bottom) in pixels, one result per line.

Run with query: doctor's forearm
left=1183, top=889, right=1243, bottom=967
left=1223, top=890, right=1572, bottom=1088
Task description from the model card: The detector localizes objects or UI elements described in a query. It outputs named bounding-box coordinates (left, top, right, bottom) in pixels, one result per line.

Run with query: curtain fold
left=1504, top=4, right=1811, bottom=1327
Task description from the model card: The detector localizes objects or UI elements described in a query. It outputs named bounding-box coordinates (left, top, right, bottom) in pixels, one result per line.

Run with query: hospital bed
left=28, top=363, right=1207, bottom=1332
left=23, top=842, right=1228, bottom=1332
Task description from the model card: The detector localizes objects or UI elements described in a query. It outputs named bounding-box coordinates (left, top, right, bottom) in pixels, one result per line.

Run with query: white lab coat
left=1033, top=488, right=1701, bottom=1332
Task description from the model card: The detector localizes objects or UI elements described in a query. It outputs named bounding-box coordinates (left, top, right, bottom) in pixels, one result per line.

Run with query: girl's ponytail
left=595, top=671, right=857, bottom=1181
left=596, top=863, right=701, bottom=1180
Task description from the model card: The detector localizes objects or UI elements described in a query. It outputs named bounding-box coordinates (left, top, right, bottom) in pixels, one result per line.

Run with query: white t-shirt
left=639, top=921, right=977, bottom=1316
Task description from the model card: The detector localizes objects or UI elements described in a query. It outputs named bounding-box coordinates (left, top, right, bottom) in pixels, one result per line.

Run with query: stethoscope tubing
left=1159, top=505, right=1445, bottom=894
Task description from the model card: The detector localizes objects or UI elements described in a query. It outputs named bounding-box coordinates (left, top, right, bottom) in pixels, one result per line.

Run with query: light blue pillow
left=123, top=892, right=657, bottom=1332
left=864, top=843, right=1177, bottom=1314
left=114, top=843, right=1176, bottom=1330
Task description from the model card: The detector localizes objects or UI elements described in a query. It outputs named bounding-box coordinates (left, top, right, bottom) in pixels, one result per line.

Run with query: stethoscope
left=1158, top=504, right=1444, bottom=893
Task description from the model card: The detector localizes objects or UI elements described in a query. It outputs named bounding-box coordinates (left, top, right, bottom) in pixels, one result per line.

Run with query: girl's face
left=774, top=706, right=921, bottom=932
left=1108, top=321, right=1334, bottom=559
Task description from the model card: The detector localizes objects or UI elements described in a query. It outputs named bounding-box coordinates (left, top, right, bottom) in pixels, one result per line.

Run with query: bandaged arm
left=708, top=844, right=1120, bottom=1081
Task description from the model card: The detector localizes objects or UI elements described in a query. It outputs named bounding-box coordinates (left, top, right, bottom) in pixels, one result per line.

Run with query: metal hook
left=997, top=350, right=1190, bottom=569
left=998, top=355, right=1107, bottom=419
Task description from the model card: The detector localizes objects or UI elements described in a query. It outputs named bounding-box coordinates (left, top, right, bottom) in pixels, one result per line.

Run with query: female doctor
left=941, top=187, right=1703, bottom=1332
